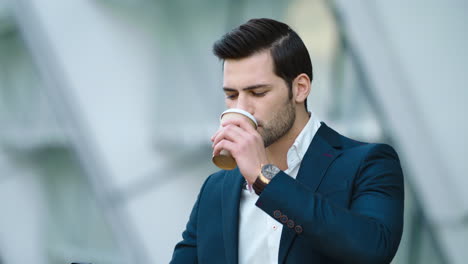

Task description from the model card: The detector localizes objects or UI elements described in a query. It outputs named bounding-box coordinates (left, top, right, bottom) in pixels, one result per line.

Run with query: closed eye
left=225, top=93, right=238, bottom=99
left=252, top=91, right=267, bottom=97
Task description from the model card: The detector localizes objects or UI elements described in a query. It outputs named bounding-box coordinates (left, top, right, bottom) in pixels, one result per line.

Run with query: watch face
left=262, top=164, right=280, bottom=180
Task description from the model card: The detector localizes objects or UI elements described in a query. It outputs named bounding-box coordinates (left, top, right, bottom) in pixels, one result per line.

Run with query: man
left=171, top=18, right=404, bottom=264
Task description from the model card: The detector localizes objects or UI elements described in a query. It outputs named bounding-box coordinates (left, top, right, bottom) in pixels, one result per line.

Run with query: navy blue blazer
left=171, top=123, right=404, bottom=264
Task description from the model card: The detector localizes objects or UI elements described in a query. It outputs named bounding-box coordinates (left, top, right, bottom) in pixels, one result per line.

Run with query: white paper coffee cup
left=212, top=108, right=257, bottom=170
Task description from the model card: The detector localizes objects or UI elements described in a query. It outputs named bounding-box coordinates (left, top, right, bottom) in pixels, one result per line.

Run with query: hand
left=211, top=117, right=268, bottom=184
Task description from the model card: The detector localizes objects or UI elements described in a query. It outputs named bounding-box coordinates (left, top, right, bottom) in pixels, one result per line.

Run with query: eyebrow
left=223, top=84, right=271, bottom=92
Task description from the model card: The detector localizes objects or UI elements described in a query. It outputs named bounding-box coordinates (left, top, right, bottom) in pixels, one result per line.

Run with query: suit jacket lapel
left=222, top=168, right=244, bottom=264
left=278, top=123, right=343, bottom=263
left=296, top=124, right=342, bottom=192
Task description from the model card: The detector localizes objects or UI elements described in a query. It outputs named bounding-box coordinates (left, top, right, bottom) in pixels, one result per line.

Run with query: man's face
left=223, top=50, right=296, bottom=147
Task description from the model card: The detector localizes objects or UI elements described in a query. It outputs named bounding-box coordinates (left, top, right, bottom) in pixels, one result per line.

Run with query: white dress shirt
left=238, top=113, right=322, bottom=264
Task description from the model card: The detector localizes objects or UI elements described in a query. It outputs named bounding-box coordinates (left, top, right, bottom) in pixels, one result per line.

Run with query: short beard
left=261, top=98, right=296, bottom=148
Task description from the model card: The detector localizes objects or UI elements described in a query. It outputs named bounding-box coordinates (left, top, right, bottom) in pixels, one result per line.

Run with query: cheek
left=261, top=105, right=283, bottom=126
left=255, top=112, right=270, bottom=128
left=262, top=102, right=278, bottom=116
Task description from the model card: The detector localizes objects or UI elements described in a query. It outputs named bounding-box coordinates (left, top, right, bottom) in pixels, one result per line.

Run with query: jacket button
left=280, top=215, right=288, bottom=224
left=273, top=210, right=282, bottom=219
left=287, top=219, right=295, bottom=228
left=294, top=225, right=303, bottom=234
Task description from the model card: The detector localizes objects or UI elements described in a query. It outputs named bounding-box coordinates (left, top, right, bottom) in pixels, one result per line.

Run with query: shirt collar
left=286, top=112, right=322, bottom=170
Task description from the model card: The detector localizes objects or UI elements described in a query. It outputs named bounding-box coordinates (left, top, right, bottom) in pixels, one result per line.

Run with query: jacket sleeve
left=170, top=175, right=212, bottom=264
left=256, top=144, right=404, bottom=263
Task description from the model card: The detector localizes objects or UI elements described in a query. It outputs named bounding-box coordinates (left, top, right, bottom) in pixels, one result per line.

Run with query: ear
left=292, top=73, right=311, bottom=105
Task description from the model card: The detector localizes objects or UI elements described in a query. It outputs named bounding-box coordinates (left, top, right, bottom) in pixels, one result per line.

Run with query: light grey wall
left=334, top=1, right=468, bottom=263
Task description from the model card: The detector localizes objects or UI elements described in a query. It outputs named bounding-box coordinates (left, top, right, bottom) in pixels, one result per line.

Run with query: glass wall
left=0, top=19, right=124, bottom=264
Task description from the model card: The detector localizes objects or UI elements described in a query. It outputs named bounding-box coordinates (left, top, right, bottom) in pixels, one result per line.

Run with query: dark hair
left=213, top=18, right=312, bottom=111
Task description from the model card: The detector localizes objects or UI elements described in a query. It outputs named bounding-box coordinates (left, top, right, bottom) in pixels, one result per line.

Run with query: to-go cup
left=212, top=108, right=258, bottom=170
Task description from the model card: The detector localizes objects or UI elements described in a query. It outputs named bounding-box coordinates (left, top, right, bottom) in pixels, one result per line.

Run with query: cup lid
left=220, top=108, right=258, bottom=127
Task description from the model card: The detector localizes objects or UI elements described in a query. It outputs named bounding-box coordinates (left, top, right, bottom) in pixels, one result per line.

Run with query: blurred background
left=0, top=0, right=467, bottom=263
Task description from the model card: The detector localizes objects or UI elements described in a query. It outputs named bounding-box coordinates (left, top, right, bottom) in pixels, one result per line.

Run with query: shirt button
left=272, top=225, right=277, bottom=231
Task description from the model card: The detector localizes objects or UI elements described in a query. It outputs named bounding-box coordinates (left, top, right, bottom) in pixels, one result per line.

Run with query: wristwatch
left=253, top=164, right=280, bottom=195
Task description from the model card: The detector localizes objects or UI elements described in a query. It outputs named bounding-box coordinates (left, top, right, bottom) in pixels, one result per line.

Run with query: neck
left=266, top=109, right=310, bottom=170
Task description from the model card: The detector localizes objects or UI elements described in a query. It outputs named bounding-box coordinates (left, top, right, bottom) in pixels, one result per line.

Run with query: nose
left=235, top=93, right=254, bottom=115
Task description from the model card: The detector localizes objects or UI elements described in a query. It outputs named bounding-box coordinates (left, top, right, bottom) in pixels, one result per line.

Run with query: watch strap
left=253, top=172, right=269, bottom=195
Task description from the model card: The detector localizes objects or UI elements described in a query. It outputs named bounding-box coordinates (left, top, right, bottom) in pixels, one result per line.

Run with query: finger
left=212, top=124, right=245, bottom=148
left=221, top=117, right=257, bottom=134
left=213, top=139, right=236, bottom=157
left=210, top=128, right=222, bottom=142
